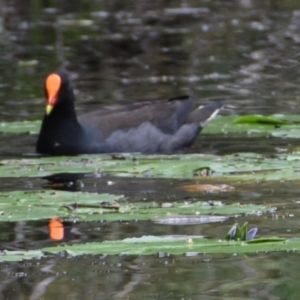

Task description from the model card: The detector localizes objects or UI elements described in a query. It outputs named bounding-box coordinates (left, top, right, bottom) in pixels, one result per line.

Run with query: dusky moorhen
left=36, top=71, right=223, bottom=155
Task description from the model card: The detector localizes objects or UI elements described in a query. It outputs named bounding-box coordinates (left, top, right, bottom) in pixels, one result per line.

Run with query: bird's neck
left=55, top=99, right=77, bottom=117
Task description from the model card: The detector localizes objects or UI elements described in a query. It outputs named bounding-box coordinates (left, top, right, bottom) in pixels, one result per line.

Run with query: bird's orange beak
left=45, top=73, right=61, bottom=115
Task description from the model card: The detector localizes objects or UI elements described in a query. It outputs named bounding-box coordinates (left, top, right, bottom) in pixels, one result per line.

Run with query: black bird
left=36, top=71, right=223, bottom=155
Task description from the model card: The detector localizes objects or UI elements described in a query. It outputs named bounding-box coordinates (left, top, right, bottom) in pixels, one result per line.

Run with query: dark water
left=2, top=252, right=300, bottom=300
left=2, top=0, right=300, bottom=123
left=1, top=0, right=300, bottom=299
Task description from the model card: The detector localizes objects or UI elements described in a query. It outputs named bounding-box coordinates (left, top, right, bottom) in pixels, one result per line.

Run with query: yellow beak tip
left=46, top=105, right=54, bottom=115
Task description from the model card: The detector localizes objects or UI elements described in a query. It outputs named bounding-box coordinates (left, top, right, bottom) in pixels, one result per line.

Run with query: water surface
left=1, top=0, right=300, bottom=299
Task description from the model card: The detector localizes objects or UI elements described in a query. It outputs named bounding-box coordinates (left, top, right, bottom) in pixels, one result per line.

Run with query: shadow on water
left=1, top=0, right=300, bottom=298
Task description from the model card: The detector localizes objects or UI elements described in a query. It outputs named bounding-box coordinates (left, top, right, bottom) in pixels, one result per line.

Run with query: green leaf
left=0, top=120, right=41, bottom=134
left=1, top=235, right=299, bottom=262
left=0, top=190, right=123, bottom=222
left=1, top=152, right=300, bottom=181
left=0, top=190, right=273, bottom=222
left=234, top=115, right=288, bottom=125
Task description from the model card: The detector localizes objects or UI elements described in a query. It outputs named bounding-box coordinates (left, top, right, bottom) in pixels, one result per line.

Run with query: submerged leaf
left=179, top=183, right=235, bottom=193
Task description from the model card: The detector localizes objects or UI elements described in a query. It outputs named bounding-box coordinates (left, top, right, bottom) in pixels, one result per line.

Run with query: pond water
left=1, top=0, right=300, bottom=299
